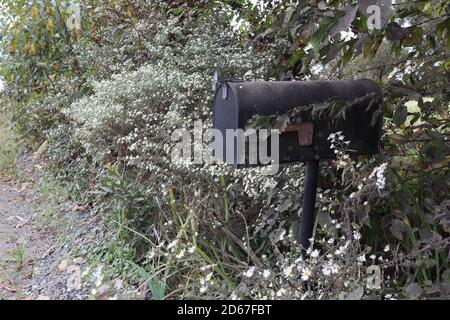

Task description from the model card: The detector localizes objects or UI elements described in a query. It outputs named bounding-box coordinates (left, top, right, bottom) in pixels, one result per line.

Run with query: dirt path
left=0, top=156, right=89, bottom=299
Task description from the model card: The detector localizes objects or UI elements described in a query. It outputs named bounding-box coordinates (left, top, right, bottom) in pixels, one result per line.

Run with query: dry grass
left=0, top=113, right=19, bottom=173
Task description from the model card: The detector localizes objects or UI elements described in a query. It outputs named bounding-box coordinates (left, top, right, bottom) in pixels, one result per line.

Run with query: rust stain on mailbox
left=284, top=123, right=314, bottom=146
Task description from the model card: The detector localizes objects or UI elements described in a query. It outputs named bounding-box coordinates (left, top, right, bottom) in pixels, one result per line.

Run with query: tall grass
left=0, top=114, right=19, bottom=173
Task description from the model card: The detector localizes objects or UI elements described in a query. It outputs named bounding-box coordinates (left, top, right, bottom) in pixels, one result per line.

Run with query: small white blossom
left=243, top=266, right=256, bottom=278
left=188, top=245, right=196, bottom=254
left=322, top=261, right=339, bottom=276
left=276, top=288, right=286, bottom=297
left=176, top=249, right=185, bottom=259
left=283, top=265, right=294, bottom=278
left=369, top=163, right=388, bottom=191
left=167, top=239, right=178, bottom=250
left=310, top=249, right=320, bottom=258
left=301, top=268, right=312, bottom=281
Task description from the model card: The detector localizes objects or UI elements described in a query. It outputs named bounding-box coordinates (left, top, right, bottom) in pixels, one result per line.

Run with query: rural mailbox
left=212, top=78, right=383, bottom=253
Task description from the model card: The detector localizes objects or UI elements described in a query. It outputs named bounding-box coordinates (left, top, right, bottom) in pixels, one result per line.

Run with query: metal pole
left=298, top=160, right=319, bottom=255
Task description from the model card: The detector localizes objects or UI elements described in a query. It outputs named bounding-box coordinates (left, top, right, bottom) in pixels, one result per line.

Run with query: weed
left=7, top=243, right=27, bottom=272
left=0, top=116, right=19, bottom=174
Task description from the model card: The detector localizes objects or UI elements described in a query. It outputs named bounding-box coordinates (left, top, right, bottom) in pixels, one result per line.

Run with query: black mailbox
left=213, top=80, right=382, bottom=165
left=212, top=79, right=383, bottom=254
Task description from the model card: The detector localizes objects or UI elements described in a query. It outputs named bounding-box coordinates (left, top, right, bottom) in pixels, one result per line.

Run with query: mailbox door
left=212, top=84, right=240, bottom=165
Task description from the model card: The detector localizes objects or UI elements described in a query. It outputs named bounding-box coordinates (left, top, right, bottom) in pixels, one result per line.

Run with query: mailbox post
left=299, top=160, right=319, bottom=253
left=212, top=78, right=382, bottom=255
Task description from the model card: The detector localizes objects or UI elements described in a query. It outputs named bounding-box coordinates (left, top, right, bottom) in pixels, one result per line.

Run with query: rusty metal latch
left=284, top=122, right=314, bottom=146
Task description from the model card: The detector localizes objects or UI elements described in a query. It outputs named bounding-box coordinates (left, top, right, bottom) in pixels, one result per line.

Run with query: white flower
left=262, top=269, right=271, bottom=279
left=188, top=245, right=196, bottom=254
left=301, top=268, right=312, bottom=281
left=370, top=254, right=376, bottom=260
left=199, top=285, right=208, bottom=294
left=335, top=246, right=346, bottom=256
left=322, top=261, right=339, bottom=276
left=322, top=266, right=331, bottom=276
left=330, top=263, right=339, bottom=274
left=230, top=292, right=238, bottom=300
left=176, top=249, right=185, bottom=259
left=205, top=272, right=213, bottom=281
left=357, top=255, right=366, bottom=263
left=276, top=288, right=286, bottom=297
left=369, top=163, right=388, bottom=191
left=384, top=244, right=390, bottom=252
left=167, top=239, right=178, bottom=250
left=310, top=249, right=320, bottom=258
left=353, top=231, right=361, bottom=241
left=243, top=266, right=256, bottom=278
left=283, top=265, right=294, bottom=278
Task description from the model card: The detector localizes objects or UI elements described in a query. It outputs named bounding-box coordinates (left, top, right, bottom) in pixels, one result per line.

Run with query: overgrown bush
left=0, top=0, right=448, bottom=300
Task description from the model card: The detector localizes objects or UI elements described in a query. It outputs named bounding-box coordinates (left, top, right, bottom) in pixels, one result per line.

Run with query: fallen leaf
left=72, top=205, right=86, bottom=212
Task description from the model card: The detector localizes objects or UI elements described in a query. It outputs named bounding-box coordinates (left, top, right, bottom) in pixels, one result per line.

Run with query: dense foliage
left=1, top=0, right=449, bottom=299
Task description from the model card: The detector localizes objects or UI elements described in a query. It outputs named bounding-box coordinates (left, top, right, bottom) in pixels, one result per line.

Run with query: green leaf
left=362, top=34, right=384, bottom=60
left=402, top=27, right=423, bottom=47
left=386, top=22, right=408, bottom=41
left=329, top=5, right=358, bottom=38
left=436, top=18, right=450, bottom=49
left=393, top=105, right=408, bottom=126
left=341, top=39, right=356, bottom=66
left=421, top=141, right=445, bottom=163
left=311, top=16, right=338, bottom=54
left=129, top=261, right=166, bottom=300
